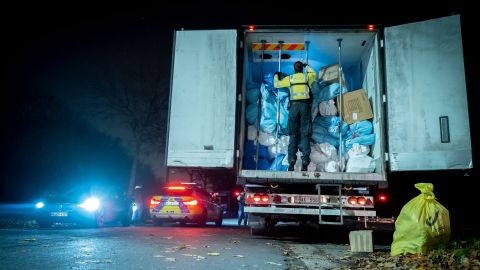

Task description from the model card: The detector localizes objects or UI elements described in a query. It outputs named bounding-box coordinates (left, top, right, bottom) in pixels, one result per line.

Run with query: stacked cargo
left=243, top=64, right=376, bottom=173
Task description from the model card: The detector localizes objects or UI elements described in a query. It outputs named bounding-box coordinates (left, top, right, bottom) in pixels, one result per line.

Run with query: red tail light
left=248, top=25, right=255, bottom=32
left=234, top=191, right=240, bottom=196
left=245, top=193, right=270, bottom=204
left=357, top=196, right=367, bottom=205
left=150, top=197, right=160, bottom=205
left=183, top=199, right=198, bottom=206
left=273, top=195, right=282, bottom=204
left=366, top=198, right=373, bottom=205
left=378, top=194, right=388, bottom=202
left=167, top=186, right=186, bottom=190
left=348, top=196, right=357, bottom=205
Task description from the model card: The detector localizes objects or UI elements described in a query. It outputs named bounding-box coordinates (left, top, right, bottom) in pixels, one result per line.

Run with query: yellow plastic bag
left=391, top=183, right=450, bottom=256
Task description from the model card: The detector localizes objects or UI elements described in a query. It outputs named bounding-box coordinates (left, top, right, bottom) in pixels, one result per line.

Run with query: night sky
left=1, top=2, right=478, bottom=225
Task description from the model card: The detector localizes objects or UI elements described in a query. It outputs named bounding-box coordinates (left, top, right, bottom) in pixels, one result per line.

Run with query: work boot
left=288, top=163, right=295, bottom=171
left=301, top=162, right=309, bottom=171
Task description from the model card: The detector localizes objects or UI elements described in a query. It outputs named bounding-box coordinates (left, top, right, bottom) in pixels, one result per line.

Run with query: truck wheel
left=249, top=215, right=268, bottom=236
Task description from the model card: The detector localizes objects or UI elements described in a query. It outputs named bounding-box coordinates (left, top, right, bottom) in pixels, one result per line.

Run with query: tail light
left=234, top=191, right=240, bottom=196
left=150, top=197, right=160, bottom=205
left=183, top=199, right=198, bottom=206
left=357, top=196, right=367, bottom=205
left=167, top=186, right=186, bottom=190
left=272, top=195, right=282, bottom=204
left=245, top=193, right=270, bottom=205
left=348, top=196, right=357, bottom=205
left=378, top=194, right=388, bottom=203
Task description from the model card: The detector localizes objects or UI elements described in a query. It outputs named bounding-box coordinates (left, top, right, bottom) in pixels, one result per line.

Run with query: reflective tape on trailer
left=251, top=43, right=305, bottom=51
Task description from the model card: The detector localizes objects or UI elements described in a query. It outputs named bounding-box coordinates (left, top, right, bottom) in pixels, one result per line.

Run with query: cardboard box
left=318, top=64, right=346, bottom=86
left=339, top=89, right=373, bottom=124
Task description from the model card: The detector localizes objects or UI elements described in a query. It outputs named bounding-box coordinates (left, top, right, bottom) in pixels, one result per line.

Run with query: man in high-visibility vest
left=274, top=61, right=316, bottom=171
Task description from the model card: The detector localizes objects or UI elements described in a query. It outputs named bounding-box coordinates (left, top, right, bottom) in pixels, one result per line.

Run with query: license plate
left=165, top=201, right=179, bottom=206
left=295, top=196, right=319, bottom=204
left=50, top=211, right=68, bottom=217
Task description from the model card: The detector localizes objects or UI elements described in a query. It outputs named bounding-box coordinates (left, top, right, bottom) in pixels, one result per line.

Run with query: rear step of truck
left=317, top=184, right=343, bottom=225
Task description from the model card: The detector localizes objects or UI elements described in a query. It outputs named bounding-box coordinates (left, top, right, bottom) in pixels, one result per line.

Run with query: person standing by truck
left=274, top=61, right=316, bottom=171
left=237, top=192, right=248, bottom=226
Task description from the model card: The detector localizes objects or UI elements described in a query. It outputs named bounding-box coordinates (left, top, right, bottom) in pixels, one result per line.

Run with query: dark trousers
left=287, top=102, right=312, bottom=165
left=238, top=202, right=248, bottom=225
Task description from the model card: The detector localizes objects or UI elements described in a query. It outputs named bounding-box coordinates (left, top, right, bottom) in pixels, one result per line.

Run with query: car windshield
left=162, top=188, right=193, bottom=196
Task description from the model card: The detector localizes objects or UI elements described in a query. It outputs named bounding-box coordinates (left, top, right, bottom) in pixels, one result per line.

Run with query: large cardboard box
left=318, top=64, right=346, bottom=85
left=340, top=89, right=373, bottom=124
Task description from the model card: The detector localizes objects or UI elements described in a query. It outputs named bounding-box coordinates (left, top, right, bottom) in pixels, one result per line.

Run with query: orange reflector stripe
left=252, top=43, right=305, bottom=51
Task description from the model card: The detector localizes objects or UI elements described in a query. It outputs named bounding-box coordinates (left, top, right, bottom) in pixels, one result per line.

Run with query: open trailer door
left=384, top=15, right=472, bottom=171
left=167, top=30, right=237, bottom=168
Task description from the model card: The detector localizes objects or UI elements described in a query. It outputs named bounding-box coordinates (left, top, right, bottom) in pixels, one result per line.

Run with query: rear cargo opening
left=239, top=29, right=386, bottom=184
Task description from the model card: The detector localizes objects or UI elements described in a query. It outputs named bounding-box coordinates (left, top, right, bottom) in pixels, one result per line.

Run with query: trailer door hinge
left=236, top=150, right=240, bottom=158
left=384, top=153, right=389, bottom=161
left=240, top=40, right=243, bottom=49
left=380, top=39, right=384, bottom=48
left=238, top=93, right=242, bottom=101
left=382, top=94, right=386, bottom=103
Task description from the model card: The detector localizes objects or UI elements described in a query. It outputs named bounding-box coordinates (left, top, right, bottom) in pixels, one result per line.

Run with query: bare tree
left=88, top=43, right=169, bottom=197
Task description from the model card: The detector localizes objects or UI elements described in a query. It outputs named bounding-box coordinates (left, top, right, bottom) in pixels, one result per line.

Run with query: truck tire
left=249, top=215, right=268, bottom=236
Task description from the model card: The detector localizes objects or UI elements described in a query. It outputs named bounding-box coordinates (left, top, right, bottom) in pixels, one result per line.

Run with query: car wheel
left=215, top=213, right=223, bottom=227
left=120, top=208, right=132, bottom=227
left=152, top=217, right=163, bottom=226
left=95, top=212, right=105, bottom=228
left=197, top=209, right=207, bottom=226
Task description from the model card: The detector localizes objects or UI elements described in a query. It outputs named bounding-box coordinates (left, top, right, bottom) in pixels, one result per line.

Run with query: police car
left=148, top=183, right=223, bottom=226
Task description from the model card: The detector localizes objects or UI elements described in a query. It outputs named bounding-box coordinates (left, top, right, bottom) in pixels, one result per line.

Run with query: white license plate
left=165, top=201, right=179, bottom=206
left=50, top=211, right=68, bottom=217
left=295, top=196, right=319, bottom=204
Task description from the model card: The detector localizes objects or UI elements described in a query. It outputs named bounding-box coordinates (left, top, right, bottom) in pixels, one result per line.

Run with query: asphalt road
left=0, top=218, right=396, bottom=270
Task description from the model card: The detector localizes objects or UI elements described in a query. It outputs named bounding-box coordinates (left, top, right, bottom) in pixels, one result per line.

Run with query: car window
left=162, top=188, right=193, bottom=196
left=195, top=189, right=214, bottom=201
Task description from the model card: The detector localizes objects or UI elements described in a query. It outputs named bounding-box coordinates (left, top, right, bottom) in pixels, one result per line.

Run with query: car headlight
left=36, top=202, right=45, bottom=209
left=78, top=197, right=100, bottom=212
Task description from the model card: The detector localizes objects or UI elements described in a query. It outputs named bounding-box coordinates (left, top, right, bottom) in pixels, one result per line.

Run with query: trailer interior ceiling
left=246, top=31, right=377, bottom=90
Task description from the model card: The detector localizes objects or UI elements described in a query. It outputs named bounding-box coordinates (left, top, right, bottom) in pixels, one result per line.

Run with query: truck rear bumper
left=245, top=206, right=376, bottom=217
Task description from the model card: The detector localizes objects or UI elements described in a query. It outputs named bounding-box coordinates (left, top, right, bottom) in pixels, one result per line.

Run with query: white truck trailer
left=166, top=15, right=472, bottom=234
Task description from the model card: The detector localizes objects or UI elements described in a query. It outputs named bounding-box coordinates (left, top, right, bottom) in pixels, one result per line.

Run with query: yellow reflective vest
left=274, top=66, right=316, bottom=101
